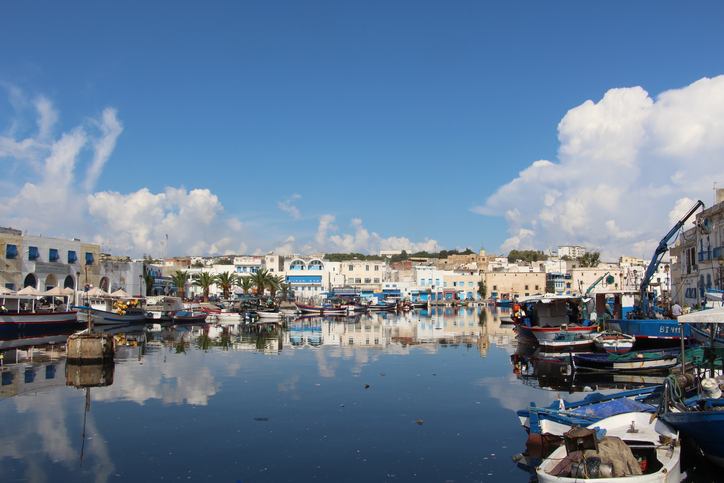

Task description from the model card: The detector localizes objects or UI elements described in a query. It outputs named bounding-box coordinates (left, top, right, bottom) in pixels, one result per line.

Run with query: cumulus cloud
left=312, top=216, right=438, bottom=254
left=87, top=187, right=223, bottom=256
left=472, top=76, right=724, bottom=259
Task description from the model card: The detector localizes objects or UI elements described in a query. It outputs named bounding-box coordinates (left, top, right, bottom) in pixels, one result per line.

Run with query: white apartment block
left=557, top=245, right=586, bottom=259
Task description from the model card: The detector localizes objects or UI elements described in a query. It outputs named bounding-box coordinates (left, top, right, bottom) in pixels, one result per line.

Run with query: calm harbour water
left=0, top=307, right=712, bottom=482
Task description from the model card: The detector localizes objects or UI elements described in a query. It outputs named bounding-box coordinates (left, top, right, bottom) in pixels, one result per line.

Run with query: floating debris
left=253, top=418, right=269, bottom=421
left=416, top=419, right=423, bottom=425
left=380, top=372, right=386, bottom=376
left=365, top=384, right=370, bottom=389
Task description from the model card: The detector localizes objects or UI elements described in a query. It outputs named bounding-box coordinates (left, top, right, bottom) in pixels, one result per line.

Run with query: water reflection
left=0, top=307, right=564, bottom=482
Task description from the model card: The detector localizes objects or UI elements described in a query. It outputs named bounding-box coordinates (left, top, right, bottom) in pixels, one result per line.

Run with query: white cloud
left=473, top=76, right=724, bottom=259
left=278, top=194, right=301, bottom=220
left=87, top=187, right=224, bottom=256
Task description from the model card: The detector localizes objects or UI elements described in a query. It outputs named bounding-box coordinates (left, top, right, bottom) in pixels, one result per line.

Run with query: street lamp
left=139, top=274, right=144, bottom=297
left=75, top=271, right=80, bottom=306
left=718, top=258, right=724, bottom=290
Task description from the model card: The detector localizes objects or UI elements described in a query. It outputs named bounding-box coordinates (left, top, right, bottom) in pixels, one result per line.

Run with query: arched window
left=63, top=275, right=74, bottom=289
left=23, top=273, right=37, bottom=288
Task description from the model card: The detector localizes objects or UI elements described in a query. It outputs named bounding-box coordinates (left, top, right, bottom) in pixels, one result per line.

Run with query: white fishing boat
left=73, top=289, right=149, bottom=325
left=536, top=412, right=680, bottom=482
left=592, top=331, right=636, bottom=353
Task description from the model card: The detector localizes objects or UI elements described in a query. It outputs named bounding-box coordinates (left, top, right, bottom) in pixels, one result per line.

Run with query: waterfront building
left=1, top=227, right=99, bottom=293
left=283, top=255, right=344, bottom=300
left=339, top=259, right=385, bottom=295
left=485, top=271, right=546, bottom=299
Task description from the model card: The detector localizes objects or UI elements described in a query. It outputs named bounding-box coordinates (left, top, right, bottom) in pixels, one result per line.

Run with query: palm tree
left=216, top=271, right=238, bottom=300
left=251, top=269, right=271, bottom=297
left=279, top=281, right=292, bottom=301
left=192, top=272, right=217, bottom=302
left=268, top=275, right=285, bottom=300
left=170, top=270, right=190, bottom=300
left=237, top=276, right=254, bottom=296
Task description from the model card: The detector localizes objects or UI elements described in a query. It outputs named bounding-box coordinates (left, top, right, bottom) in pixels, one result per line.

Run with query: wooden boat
left=536, top=411, right=681, bottom=482
left=537, top=332, right=595, bottom=351
left=571, top=348, right=680, bottom=372
left=518, top=387, right=659, bottom=445
left=0, top=293, right=79, bottom=332
left=171, top=310, right=208, bottom=324
left=295, top=303, right=347, bottom=316
left=73, top=294, right=149, bottom=325
left=592, top=331, right=636, bottom=353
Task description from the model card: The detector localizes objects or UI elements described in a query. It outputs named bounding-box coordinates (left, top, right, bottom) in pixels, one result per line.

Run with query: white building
left=558, top=245, right=586, bottom=259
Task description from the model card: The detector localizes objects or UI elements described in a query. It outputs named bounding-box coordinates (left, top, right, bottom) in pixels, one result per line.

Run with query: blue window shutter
left=85, top=252, right=94, bottom=264
left=28, top=246, right=39, bottom=260
left=49, top=248, right=59, bottom=262
left=5, top=244, right=18, bottom=259
left=68, top=251, right=78, bottom=264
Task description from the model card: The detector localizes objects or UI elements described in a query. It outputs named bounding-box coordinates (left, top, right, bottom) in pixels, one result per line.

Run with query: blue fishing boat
left=657, top=309, right=724, bottom=467
left=607, top=200, right=704, bottom=342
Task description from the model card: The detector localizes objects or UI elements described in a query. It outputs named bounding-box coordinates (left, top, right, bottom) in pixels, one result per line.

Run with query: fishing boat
left=656, top=310, right=724, bottom=467
left=518, top=387, right=659, bottom=447
left=171, top=310, right=208, bottom=324
left=537, top=332, right=595, bottom=352
left=571, top=348, right=680, bottom=372
left=514, top=295, right=598, bottom=342
left=0, top=292, right=79, bottom=332
left=535, top=411, right=681, bottom=482
left=592, top=331, right=636, bottom=353
left=605, top=200, right=704, bottom=343
left=73, top=289, right=149, bottom=325
left=295, top=302, right=347, bottom=316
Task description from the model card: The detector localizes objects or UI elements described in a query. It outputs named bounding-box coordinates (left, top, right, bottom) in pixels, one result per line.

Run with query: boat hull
left=517, top=324, right=597, bottom=342
left=75, top=307, right=149, bottom=325
left=607, top=318, right=692, bottom=340
left=0, top=311, right=79, bottom=332
left=660, top=403, right=724, bottom=467
left=572, top=348, right=680, bottom=372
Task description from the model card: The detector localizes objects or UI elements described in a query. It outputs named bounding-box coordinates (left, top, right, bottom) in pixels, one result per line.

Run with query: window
left=421, top=279, right=425, bottom=286
left=68, top=251, right=78, bottom=264
left=49, top=248, right=60, bottom=262
left=366, top=265, right=369, bottom=271
left=375, top=266, right=379, bottom=271
left=5, top=244, right=18, bottom=259
left=4, top=283, right=14, bottom=291
left=525, top=285, right=529, bottom=290
left=355, top=278, right=361, bottom=283
left=28, top=246, right=40, bottom=260
left=85, top=252, right=95, bottom=265
left=349, top=265, right=354, bottom=271
left=453, top=282, right=457, bottom=287
left=493, top=285, right=497, bottom=291
left=469, top=282, right=473, bottom=287
left=373, top=278, right=379, bottom=283
left=364, top=278, right=371, bottom=284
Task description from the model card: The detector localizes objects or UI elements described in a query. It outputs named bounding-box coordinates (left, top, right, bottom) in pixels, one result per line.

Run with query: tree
left=251, top=269, right=271, bottom=297
left=192, top=260, right=204, bottom=268
left=170, top=271, right=190, bottom=300
left=216, top=271, right=238, bottom=299
left=237, top=276, right=254, bottom=296
left=478, top=278, right=487, bottom=300
left=192, top=272, right=217, bottom=302
left=268, top=275, right=285, bottom=299
left=216, top=258, right=233, bottom=265
left=279, top=281, right=292, bottom=301
left=577, top=251, right=601, bottom=268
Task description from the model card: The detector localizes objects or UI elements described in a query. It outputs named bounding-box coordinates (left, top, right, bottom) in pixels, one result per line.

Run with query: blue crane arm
left=640, top=199, right=704, bottom=318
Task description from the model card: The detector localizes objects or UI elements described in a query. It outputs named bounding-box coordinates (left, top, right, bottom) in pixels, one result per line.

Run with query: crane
left=637, top=199, right=704, bottom=319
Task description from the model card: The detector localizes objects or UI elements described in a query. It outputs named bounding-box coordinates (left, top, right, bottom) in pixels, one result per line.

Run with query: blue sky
left=2, top=2, right=724, bottom=260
